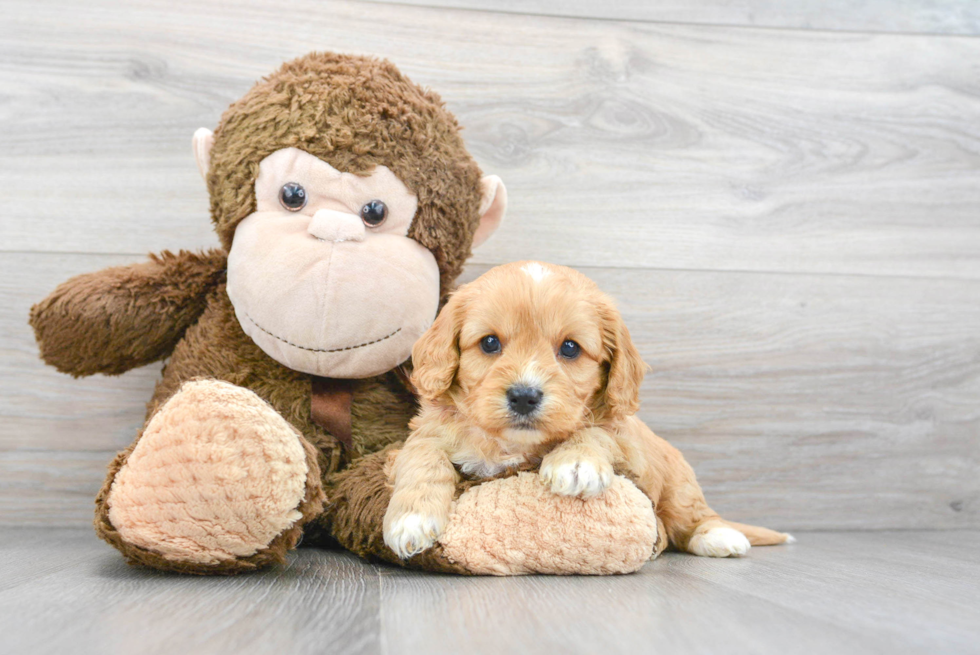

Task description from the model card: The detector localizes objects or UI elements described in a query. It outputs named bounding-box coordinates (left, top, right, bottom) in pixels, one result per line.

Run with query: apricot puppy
left=383, top=261, right=792, bottom=560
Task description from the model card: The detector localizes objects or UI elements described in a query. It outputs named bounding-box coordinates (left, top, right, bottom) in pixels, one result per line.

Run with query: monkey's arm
left=29, top=249, right=226, bottom=377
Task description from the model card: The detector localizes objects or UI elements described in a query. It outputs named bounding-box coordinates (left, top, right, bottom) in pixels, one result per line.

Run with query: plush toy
left=29, top=52, right=661, bottom=575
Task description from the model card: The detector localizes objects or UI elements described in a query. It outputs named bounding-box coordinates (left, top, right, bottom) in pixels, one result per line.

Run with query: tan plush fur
left=384, top=262, right=792, bottom=560
left=107, top=380, right=311, bottom=565
left=317, top=445, right=665, bottom=575
left=438, top=472, right=659, bottom=575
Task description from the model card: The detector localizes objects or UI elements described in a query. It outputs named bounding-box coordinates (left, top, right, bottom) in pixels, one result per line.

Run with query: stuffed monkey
left=30, top=52, right=660, bottom=575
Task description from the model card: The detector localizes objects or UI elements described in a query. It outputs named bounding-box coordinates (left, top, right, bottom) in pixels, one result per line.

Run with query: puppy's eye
left=279, top=183, right=307, bottom=211
left=480, top=335, right=502, bottom=354
left=360, top=199, right=388, bottom=227
left=559, top=340, right=581, bottom=360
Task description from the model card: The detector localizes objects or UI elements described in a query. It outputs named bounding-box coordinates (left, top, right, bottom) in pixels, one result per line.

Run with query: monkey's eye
left=279, top=183, right=307, bottom=212
left=360, top=199, right=388, bottom=227
left=559, top=340, right=581, bottom=360
left=480, top=335, right=502, bottom=355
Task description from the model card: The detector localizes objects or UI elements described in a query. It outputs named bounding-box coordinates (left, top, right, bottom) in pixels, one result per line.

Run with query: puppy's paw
left=383, top=512, right=445, bottom=560
left=539, top=456, right=612, bottom=499
left=688, top=527, right=751, bottom=558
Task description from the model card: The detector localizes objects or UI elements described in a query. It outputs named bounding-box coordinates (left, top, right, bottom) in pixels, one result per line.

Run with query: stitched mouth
left=244, top=312, right=402, bottom=353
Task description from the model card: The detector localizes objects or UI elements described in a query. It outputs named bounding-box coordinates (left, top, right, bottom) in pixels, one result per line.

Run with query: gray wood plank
left=4, top=253, right=977, bottom=530
left=364, top=0, right=980, bottom=36
left=1, top=0, right=979, bottom=280
left=668, top=531, right=980, bottom=654
left=378, top=559, right=884, bottom=655
left=896, top=528, right=980, bottom=562
left=0, top=528, right=110, bottom=592
left=0, top=451, right=115, bottom=527
left=0, top=528, right=383, bottom=655
left=2, top=529, right=978, bottom=655
left=378, top=531, right=980, bottom=655
left=5, top=528, right=980, bottom=655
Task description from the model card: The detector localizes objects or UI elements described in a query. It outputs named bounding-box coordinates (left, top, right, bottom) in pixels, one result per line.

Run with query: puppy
left=383, top=261, right=792, bottom=560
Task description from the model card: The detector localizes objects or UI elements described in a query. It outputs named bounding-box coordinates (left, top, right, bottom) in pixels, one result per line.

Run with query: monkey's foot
left=97, top=380, right=324, bottom=574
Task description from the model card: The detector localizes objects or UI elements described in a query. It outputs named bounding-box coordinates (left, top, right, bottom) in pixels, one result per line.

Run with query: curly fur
left=207, top=52, right=485, bottom=297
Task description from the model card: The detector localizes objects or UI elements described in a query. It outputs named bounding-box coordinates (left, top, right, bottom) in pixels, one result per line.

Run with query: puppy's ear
left=411, top=290, right=466, bottom=400
left=595, top=298, right=646, bottom=421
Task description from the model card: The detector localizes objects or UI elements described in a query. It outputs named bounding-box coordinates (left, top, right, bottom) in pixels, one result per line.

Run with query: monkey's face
left=226, top=147, right=440, bottom=378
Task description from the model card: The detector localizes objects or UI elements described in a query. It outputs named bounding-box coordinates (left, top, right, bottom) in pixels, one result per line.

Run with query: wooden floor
left=1, top=528, right=978, bottom=655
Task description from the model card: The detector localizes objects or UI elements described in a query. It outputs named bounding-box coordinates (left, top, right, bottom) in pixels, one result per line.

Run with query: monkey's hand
left=30, top=249, right=226, bottom=376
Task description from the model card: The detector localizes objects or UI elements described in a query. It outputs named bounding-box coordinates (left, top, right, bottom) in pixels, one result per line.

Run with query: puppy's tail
left=723, top=520, right=795, bottom=546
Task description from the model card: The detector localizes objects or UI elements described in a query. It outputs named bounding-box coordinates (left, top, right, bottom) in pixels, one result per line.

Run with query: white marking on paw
left=689, top=527, right=751, bottom=558
left=383, top=512, right=444, bottom=560
left=521, top=262, right=551, bottom=282
left=540, top=459, right=611, bottom=498
left=784, top=533, right=797, bottom=544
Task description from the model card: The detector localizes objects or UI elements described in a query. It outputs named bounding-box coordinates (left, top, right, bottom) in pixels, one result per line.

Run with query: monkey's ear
left=472, top=175, right=507, bottom=249
left=192, top=128, right=215, bottom=180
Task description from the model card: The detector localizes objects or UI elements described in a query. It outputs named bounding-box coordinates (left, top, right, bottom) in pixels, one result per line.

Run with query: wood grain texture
left=364, top=0, right=980, bottom=36
left=0, top=529, right=383, bottom=655
left=4, top=253, right=977, bottom=529
left=669, top=531, right=980, bottom=654
left=1, top=0, right=979, bottom=279
left=2, top=528, right=978, bottom=655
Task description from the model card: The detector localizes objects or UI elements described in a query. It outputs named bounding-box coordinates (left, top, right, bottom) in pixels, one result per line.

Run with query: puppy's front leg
left=383, top=429, right=459, bottom=560
left=540, top=427, right=617, bottom=499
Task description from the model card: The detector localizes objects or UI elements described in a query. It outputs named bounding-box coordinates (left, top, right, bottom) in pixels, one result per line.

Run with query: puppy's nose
left=507, top=385, right=543, bottom=417
left=308, top=209, right=365, bottom=243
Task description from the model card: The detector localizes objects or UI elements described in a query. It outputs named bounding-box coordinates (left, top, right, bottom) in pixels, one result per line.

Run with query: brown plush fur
left=29, top=250, right=226, bottom=377
left=207, top=52, right=485, bottom=296
left=310, top=444, right=471, bottom=574
left=29, top=52, right=485, bottom=573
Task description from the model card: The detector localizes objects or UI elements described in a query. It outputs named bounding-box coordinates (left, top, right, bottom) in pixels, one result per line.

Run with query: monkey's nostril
left=506, top=385, right=544, bottom=417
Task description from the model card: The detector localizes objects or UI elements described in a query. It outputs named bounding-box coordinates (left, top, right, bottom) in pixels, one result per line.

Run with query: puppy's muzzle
left=507, top=384, right=543, bottom=418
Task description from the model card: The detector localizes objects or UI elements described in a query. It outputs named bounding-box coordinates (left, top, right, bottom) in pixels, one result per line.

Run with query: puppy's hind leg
left=655, top=454, right=792, bottom=557
left=634, top=433, right=748, bottom=557
left=655, top=473, right=752, bottom=558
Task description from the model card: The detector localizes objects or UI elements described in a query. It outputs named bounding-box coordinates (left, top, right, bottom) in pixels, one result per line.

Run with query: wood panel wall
left=1, top=0, right=977, bottom=529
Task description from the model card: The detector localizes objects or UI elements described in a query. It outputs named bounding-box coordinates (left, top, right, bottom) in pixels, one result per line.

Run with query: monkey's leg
left=94, top=379, right=325, bottom=574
